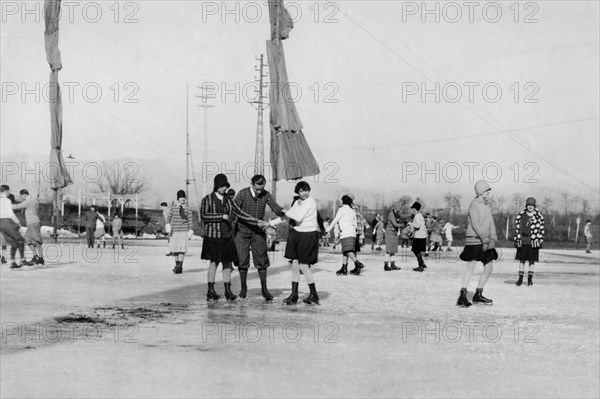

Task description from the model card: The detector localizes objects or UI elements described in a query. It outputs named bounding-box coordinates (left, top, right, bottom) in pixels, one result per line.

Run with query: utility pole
left=252, top=54, right=268, bottom=176
left=185, top=82, right=194, bottom=200
left=197, top=85, right=216, bottom=198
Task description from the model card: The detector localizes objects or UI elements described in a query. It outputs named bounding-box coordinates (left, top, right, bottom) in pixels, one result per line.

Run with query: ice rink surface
left=1, top=240, right=599, bottom=398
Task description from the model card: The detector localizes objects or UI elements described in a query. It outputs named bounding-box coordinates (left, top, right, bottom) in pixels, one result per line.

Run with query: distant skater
left=325, top=195, right=364, bottom=276
left=443, top=220, right=460, bottom=251
left=384, top=207, right=402, bottom=271
left=408, top=202, right=428, bottom=272
left=166, top=190, right=193, bottom=274
left=514, top=197, right=544, bottom=286
left=584, top=220, right=593, bottom=254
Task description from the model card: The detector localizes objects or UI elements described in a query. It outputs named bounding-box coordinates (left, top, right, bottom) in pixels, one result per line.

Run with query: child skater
left=514, top=197, right=544, bottom=286
left=384, top=207, right=402, bottom=271
left=283, top=181, right=321, bottom=304
left=408, top=202, right=428, bottom=272
left=324, top=195, right=364, bottom=276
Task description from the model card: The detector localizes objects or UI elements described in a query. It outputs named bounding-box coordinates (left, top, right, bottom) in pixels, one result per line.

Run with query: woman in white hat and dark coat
left=201, top=174, right=240, bottom=301
left=166, top=190, right=193, bottom=274
left=457, top=180, right=498, bottom=307
left=514, top=197, right=544, bottom=286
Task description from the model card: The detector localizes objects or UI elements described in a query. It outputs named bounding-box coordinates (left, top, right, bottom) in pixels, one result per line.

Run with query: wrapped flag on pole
left=267, top=0, right=319, bottom=182
left=45, top=0, right=72, bottom=240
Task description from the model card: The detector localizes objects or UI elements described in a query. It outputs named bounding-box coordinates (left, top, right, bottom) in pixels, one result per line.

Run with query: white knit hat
left=474, top=180, right=491, bottom=196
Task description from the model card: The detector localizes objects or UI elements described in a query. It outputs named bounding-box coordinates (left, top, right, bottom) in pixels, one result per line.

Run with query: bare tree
left=542, top=197, right=553, bottom=214
left=443, top=192, right=462, bottom=216
left=560, top=192, right=569, bottom=216
left=512, top=193, right=524, bottom=212
left=397, top=195, right=412, bottom=213
left=94, top=162, right=151, bottom=208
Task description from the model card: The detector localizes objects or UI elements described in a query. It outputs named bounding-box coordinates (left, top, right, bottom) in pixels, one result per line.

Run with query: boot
left=172, top=261, right=182, bottom=274
left=238, top=269, right=248, bottom=298
left=103, top=242, right=106, bottom=248
left=335, top=264, right=348, bottom=275
left=36, top=257, right=45, bottom=265
left=224, top=282, right=237, bottom=301
left=22, top=256, right=37, bottom=266
left=1, top=256, right=6, bottom=264
left=456, top=288, right=472, bottom=307
left=283, top=282, right=299, bottom=305
left=207, top=282, right=220, bottom=301
left=412, top=252, right=427, bottom=272
left=258, top=269, right=273, bottom=301
left=389, top=261, right=401, bottom=271
left=350, top=261, right=362, bottom=275
left=303, top=283, right=320, bottom=305
left=10, top=262, right=22, bottom=269
left=112, top=244, right=115, bottom=249
left=516, top=271, right=524, bottom=286
left=527, top=272, right=534, bottom=286
left=384, top=261, right=391, bottom=271
left=121, top=244, right=125, bottom=250
left=472, top=288, right=493, bottom=305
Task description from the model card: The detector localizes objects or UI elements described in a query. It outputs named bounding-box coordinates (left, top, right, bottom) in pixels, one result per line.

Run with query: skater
left=83, top=205, right=101, bottom=248
left=373, top=215, right=385, bottom=251
left=165, top=190, right=194, bottom=274
left=200, top=174, right=240, bottom=301
left=424, top=213, right=433, bottom=256
left=408, top=202, right=428, bottom=272
left=348, top=193, right=367, bottom=269
left=12, top=189, right=44, bottom=265
left=456, top=180, right=498, bottom=307
left=0, top=186, right=27, bottom=269
left=321, top=217, right=331, bottom=247
left=324, top=195, right=364, bottom=275
left=383, top=207, right=402, bottom=271
left=443, top=220, right=460, bottom=251
left=584, top=220, right=593, bottom=254
left=94, top=212, right=107, bottom=248
left=112, top=213, right=124, bottom=250
left=232, top=175, right=283, bottom=300
left=514, top=197, right=545, bottom=287
left=429, top=216, right=443, bottom=252
left=400, top=221, right=412, bottom=248
left=283, top=181, right=320, bottom=305
left=370, top=214, right=380, bottom=250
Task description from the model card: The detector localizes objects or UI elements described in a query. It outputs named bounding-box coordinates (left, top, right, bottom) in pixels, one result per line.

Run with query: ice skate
left=283, top=282, right=299, bottom=305
left=472, top=289, right=493, bottom=305
left=224, top=283, right=237, bottom=301
left=456, top=290, right=472, bottom=307
left=336, top=264, right=348, bottom=275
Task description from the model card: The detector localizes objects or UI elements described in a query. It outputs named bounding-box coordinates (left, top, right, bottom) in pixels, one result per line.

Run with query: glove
left=165, top=224, right=171, bottom=234
left=187, top=230, right=194, bottom=239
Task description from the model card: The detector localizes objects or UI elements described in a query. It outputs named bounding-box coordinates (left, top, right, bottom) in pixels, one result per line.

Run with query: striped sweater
left=166, top=203, right=192, bottom=233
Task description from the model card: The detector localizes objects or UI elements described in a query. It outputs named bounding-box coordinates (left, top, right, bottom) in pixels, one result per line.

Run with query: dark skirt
left=201, top=237, right=239, bottom=265
left=412, top=238, right=427, bottom=253
left=355, top=235, right=361, bottom=253
left=284, top=230, right=319, bottom=265
left=515, top=244, right=539, bottom=262
left=341, top=237, right=356, bottom=254
left=459, top=244, right=498, bottom=265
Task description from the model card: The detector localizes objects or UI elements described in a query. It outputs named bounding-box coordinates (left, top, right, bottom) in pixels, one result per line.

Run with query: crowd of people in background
left=0, top=178, right=597, bottom=308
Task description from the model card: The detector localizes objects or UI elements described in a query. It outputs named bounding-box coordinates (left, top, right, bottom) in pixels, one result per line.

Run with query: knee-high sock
left=461, top=261, right=476, bottom=289
left=528, top=262, right=535, bottom=273
left=222, top=266, right=232, bottom=283
left=207, top=262, right=217, bottom=283
left=291, top=260, right=300, bottom=282
left=10, top=246, right=17, bottom=260
left=299, top=263, right=314, bottom=284
left=477, top=262, right=494, bottom=289
left=385, top=253, right=391, bottom=262
left=519, top=262, right=526, bottom=272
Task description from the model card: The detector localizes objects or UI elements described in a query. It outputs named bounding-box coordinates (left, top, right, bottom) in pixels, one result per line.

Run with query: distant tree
left=443, top=192, right=462, bottom=217
left=397, top=195, right=412, bottom=213
left=542, top=197, right=553, bottom=214
left=94, top=162, right=151, bottom=210
left=512, top=193, right=524, bottom=212
left=560, top=192, right=569, bottom=216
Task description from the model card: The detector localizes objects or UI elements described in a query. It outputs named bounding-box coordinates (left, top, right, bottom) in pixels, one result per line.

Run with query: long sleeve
left=231, top=197, right=259, bottom=225
left=201, top=195, right=223, bottom=223
left=267, top=193, right=285, bottom=217
left=326, top=208, right=343, bottom=233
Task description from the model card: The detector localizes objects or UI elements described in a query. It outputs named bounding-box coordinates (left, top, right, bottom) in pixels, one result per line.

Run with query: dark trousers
left=0, top=219, right=25, bottom=259
left=234, top=231, right=269, bottom=269
left=86, top=227, right=95, bottom=247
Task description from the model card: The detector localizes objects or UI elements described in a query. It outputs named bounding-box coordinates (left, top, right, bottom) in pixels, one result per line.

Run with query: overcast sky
left=1, top=1, right=599, bottom=208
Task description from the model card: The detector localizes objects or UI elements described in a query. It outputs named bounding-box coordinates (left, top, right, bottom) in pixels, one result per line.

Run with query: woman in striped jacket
left=166, top=190, right=193, bottom=274
left=200, top=174, right=240, bottom=301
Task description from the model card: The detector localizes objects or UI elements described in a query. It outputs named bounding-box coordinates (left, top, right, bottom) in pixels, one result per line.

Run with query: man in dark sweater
left=233, top=175, right=285, bottom=301
left=83, top=206, right=100, bottom=248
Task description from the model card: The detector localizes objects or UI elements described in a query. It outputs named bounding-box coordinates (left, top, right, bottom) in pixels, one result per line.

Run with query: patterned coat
left=514, top=208, right=545, bottom=248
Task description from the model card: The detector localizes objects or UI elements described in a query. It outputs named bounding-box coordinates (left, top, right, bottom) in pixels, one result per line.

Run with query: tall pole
left=253, top=54, right=268, bottom=176
left=185, top=82, right=191, bottom=197
left=197, top=85, right=215, bottom=198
